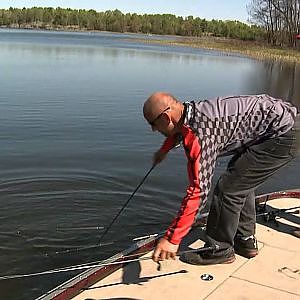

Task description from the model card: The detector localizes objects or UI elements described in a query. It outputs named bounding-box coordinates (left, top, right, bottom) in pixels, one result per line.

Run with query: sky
left=0, top=1, right=250, bottom=22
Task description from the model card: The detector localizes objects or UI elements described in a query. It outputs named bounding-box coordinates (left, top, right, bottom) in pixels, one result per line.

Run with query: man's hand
left=152, top=238, right=179, bottom=262
left=153, top=150, right=167, bottom=166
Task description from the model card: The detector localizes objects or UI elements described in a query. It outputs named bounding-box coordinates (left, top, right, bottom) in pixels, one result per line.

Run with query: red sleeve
left=159, top=136, right=177, bottom=154
left=164, top=126, right=201, bottom=245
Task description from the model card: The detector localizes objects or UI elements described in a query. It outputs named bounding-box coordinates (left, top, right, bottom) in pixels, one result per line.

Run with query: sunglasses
left=149, top=107, right=170, bottom=126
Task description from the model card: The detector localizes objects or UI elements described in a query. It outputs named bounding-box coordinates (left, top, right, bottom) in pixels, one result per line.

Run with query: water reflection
left=0, top=30, right=299, bottom=300
left=262, top=61, right=300, bottom=109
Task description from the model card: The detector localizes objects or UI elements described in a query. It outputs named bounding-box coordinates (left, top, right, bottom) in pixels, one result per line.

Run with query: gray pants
left=206, top=116, right=300, bottom=250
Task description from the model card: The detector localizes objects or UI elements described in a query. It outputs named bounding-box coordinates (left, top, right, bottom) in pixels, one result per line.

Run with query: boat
left=36, top=189, right=300, bottom=300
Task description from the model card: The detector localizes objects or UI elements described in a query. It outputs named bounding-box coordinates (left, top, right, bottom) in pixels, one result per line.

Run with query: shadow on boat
left=82, top=261, right=187, bottom=291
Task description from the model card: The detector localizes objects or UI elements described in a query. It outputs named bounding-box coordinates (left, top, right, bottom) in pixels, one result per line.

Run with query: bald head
left=143, top=92, right=184, bottom=136
left=143, top=92, right=180, bottom=121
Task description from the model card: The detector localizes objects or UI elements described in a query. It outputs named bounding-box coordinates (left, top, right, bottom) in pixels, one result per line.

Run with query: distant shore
left=2, top=26, right=300, bottom=64
left=131, top=36, right=300, bottom=64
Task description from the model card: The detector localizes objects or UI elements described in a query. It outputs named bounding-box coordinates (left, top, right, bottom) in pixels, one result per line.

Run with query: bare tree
left=248, top=0, right=300, bottom=47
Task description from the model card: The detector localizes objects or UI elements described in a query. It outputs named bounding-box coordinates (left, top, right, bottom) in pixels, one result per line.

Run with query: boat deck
left=70, top=197, right=300, bottom=300
left=43, top=198, right=294, bottom=300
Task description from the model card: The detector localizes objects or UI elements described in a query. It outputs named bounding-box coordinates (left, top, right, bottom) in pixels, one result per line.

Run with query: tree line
left=248, top=0, right=300, bottom=47
left=0, top=7, right=263, bottom=41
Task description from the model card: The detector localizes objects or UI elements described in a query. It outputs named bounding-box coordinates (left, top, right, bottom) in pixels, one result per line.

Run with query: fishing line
left=46, top=232, right=163, bottom=256
left=45, top=211, right=208, bottom=256
left=0, top=246, right=214, bottom=281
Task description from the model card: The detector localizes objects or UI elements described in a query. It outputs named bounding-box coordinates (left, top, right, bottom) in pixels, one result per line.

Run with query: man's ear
left=161, top=112, right=171, bottom=126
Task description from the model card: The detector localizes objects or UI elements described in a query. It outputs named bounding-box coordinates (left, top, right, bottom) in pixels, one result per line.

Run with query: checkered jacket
left=160, top=94, right=297, bottom=245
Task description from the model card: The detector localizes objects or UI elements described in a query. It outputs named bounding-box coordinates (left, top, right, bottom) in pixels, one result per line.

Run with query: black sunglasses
left=149, top=107, right=170, bottom=126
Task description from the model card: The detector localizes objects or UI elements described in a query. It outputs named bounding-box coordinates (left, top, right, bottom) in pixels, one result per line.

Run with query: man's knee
left=214, top=175, right=253, bottom=205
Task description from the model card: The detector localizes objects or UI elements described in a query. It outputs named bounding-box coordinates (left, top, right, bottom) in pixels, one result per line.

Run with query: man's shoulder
left=191, top=94, right=270, bottom=103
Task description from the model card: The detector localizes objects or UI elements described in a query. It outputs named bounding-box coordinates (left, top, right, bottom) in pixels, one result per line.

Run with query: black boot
left=180, top=247, right=235, bottom=265
left=234, top=236, right=258, bottom=258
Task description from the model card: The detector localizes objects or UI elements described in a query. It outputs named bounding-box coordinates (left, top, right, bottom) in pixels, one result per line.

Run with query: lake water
left=0, top=29, right=299, bottom=299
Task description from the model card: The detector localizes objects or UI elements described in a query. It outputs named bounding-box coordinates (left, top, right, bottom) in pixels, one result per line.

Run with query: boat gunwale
left=255, top=190, right=300, bottom=204
left=36, top=189, right=300, bottom=300
left=35, top=234, right=162, bottom=300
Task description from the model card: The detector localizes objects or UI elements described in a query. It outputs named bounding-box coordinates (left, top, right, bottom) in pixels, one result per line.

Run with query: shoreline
left=2, top=26, right=300, bottom=64
left=131, top=36, right=300, bottom=64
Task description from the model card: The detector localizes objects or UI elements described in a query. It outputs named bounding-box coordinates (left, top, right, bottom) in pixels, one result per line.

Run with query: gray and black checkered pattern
left=184, top=94, right=297, bottom=211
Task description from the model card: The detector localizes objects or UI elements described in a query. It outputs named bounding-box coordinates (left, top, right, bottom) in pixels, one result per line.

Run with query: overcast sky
left=1, top=0, right=250, bottom=22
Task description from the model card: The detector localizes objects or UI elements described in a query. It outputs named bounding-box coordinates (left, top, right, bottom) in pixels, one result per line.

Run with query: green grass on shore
left=135, top=36, right=300, bottom=64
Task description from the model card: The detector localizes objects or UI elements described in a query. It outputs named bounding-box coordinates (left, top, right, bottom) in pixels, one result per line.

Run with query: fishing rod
left=0, top=245, right=214, bottom=281
left=9, top=165, right=156, bottom=257
left=98, top=164, right=156, bottom=242
left=52, top=164, right=156, bottom=256
left=56, top=226, right=105, bottom=231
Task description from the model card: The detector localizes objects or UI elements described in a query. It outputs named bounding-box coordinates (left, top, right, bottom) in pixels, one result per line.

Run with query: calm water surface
left=0, top=29, right=299, bottom=299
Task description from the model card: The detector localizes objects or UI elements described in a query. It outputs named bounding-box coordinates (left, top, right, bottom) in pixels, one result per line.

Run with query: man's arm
left=153, top=134, right=181, bottom=165
left=152, top=163, right=201, bottom=262
left=153, top=127, right=203, bottom=261
left=164, top=156, right=201, bottom=245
